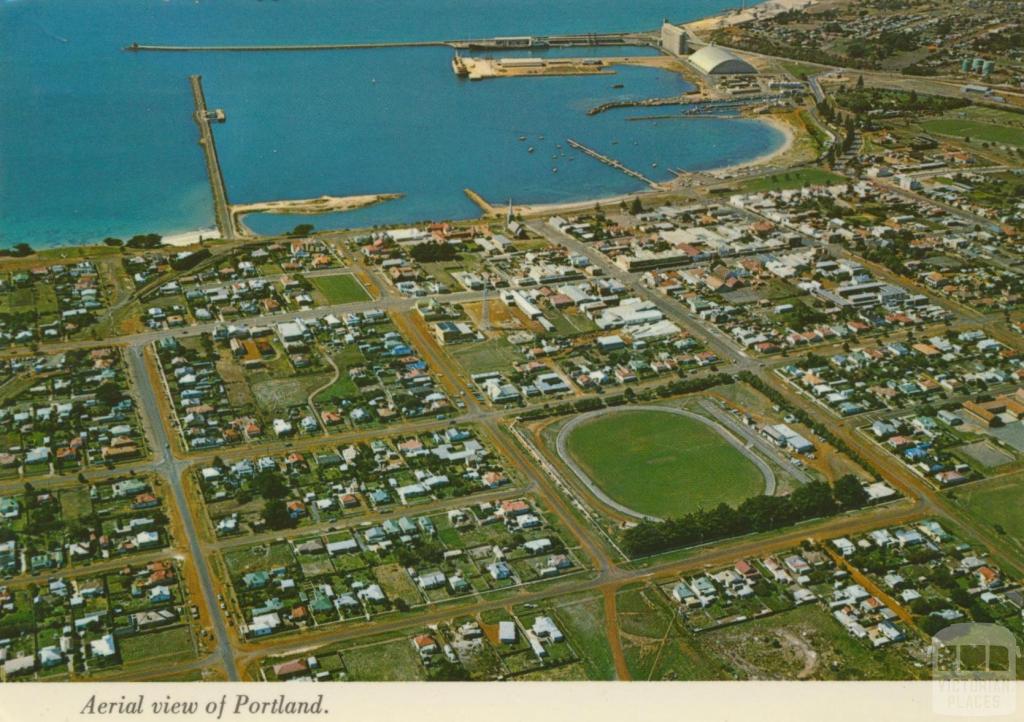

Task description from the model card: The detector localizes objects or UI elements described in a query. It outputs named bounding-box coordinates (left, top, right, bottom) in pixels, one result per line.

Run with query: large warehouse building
left=687, top=45, right=757, bottom=75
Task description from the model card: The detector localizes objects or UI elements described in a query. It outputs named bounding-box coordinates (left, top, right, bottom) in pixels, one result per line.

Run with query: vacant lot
left=224, top=542, right=295, bottom=576
left=616, top=585, right=721, bottom=681
left=451, top=337, right=522, bottom=375
left=564, top=409, right=764, bottom=518
left=119, top=626, right=195, bottom=665
left=341, top=638, right=425, bottom=681
left=700, top=604, right=924, bottom=680
left=309, top=274, right=370, bottom=304
left=374, top=563, right=420, bottom=606
left=552, top=594, right=615, bottom=680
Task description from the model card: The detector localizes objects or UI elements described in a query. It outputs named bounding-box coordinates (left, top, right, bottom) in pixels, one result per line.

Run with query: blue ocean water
left=0, top=0, right=781, bottom=246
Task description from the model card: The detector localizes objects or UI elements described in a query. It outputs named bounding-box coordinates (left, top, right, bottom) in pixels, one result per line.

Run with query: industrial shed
left=688, top=45, right=757, bottom=75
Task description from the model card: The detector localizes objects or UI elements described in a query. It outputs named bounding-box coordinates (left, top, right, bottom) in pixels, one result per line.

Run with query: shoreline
left=705, top=113, right=796, bottom=178
left=230, top=193, right=403, bottom=238
left=6, top=2, right=810, bottom=254
left=13, top=112, right=798, bottom=252
left=161, top=227, right=219, bottom=248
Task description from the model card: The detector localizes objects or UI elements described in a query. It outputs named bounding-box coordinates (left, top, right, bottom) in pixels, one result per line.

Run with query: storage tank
left=961, top=58, right=972, bottom=73
left=972, top=57, right=985, bottom=72
left=982, top=60, right=995, bottom=77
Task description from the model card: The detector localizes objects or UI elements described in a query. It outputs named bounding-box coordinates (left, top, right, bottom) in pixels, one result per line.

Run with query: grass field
left=740, top=168, right=846, bottom=193
left=341, top=638, right=426, bottom=681
left=920, top=119, right=1024, bottom=148
left=552, top=594, right=615, bottom=680
left=119, top=626, right=195, bottom=665
left=777, top=60, right=826, bottom=80
left=564, top=409, right=765, bottom=518
left=309, top=274, right=370, bottom=304
left=224, top=542, right=295, bottom=576
left=955, top=477, right=1024, bottom=562
left=616, top=585, right=722, bottom=681
left=450, top=337, right=523, bottom=375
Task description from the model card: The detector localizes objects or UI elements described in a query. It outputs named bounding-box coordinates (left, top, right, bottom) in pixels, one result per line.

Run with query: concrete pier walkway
left=189, top=75, right=234, bottom=240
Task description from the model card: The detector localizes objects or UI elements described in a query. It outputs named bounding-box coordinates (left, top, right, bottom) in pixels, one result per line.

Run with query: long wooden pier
left=189, top=75, right=234, bottom=240
left=566, top=138, right=657, bottom=187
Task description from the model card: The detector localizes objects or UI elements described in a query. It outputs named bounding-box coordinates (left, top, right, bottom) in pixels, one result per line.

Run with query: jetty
left=463, top=188, right=499, bottom=215
left=127, top=40, right=447, bottom=53
left=566, top=138, right=657, bottom=187
left=124, top=31, right=652, bottom=54
left=587, top=94, right=696, bottom=116
left=189, top=75, right=234, bottom=240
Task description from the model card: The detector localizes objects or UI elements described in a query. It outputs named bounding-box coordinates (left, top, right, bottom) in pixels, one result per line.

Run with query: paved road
left=526, top=219, right=757, bottom=371
left=696, top=397, right=811, bottom=486
left=555, top=405, right=777, bottom=521
left=126, top=345, right=239, bottom=681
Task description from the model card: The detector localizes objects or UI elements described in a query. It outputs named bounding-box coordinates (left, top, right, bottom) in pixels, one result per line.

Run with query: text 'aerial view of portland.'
left=1, top=0, right=1024, bottom=701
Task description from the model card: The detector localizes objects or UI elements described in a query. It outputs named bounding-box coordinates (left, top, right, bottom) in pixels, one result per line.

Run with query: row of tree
left=622, top=475, right=868, bottom=557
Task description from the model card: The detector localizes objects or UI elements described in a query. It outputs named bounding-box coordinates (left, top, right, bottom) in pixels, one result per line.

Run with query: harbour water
left=0, top=0, right=783, bottom=247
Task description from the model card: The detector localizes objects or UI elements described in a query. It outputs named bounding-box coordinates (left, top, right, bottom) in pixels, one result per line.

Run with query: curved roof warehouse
left=688, top=45, right=758, bottom=75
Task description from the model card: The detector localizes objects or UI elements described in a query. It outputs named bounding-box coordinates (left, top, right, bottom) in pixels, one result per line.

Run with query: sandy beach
left=161, top=227, right=219, bottom=247
left=704, top=113, right=797, bottom=178
left=230, top=193, right=403, bottom=237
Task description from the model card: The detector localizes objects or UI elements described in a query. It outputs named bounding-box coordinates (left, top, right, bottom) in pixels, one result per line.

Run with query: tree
left=289, top=223, right=314, bottom=237
left=788, top=481, right=837, bottom=519
left=95, top=381, right=123, bottom=407
left=256, top=471, right=288, bottom=500
left=833, top=474, right=868, bottom=509
left=409, top=242, right=458, bottom=263
left=262, top=500, right=296, bottom=530
left=629, top=197, right=644, bottom=215
left=126, top=233, right=162, bottom=249
left=856, top=74, right=864, bottom=90
left=102, top=237, right=123, bottom=247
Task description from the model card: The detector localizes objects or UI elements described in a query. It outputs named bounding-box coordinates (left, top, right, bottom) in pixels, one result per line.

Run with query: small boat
left=527, top=147, right=534, bottom=153
left=518, top=135, right=527, bottom=141
left=612, top=140, right=619, bottom=145
left=538, top=135, right=545, bottom=140
left=651, top=162, right=658, bottom=168
left=552, top=167, right=558, bottom=173
left=612, top=83, right=624, bottom=89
